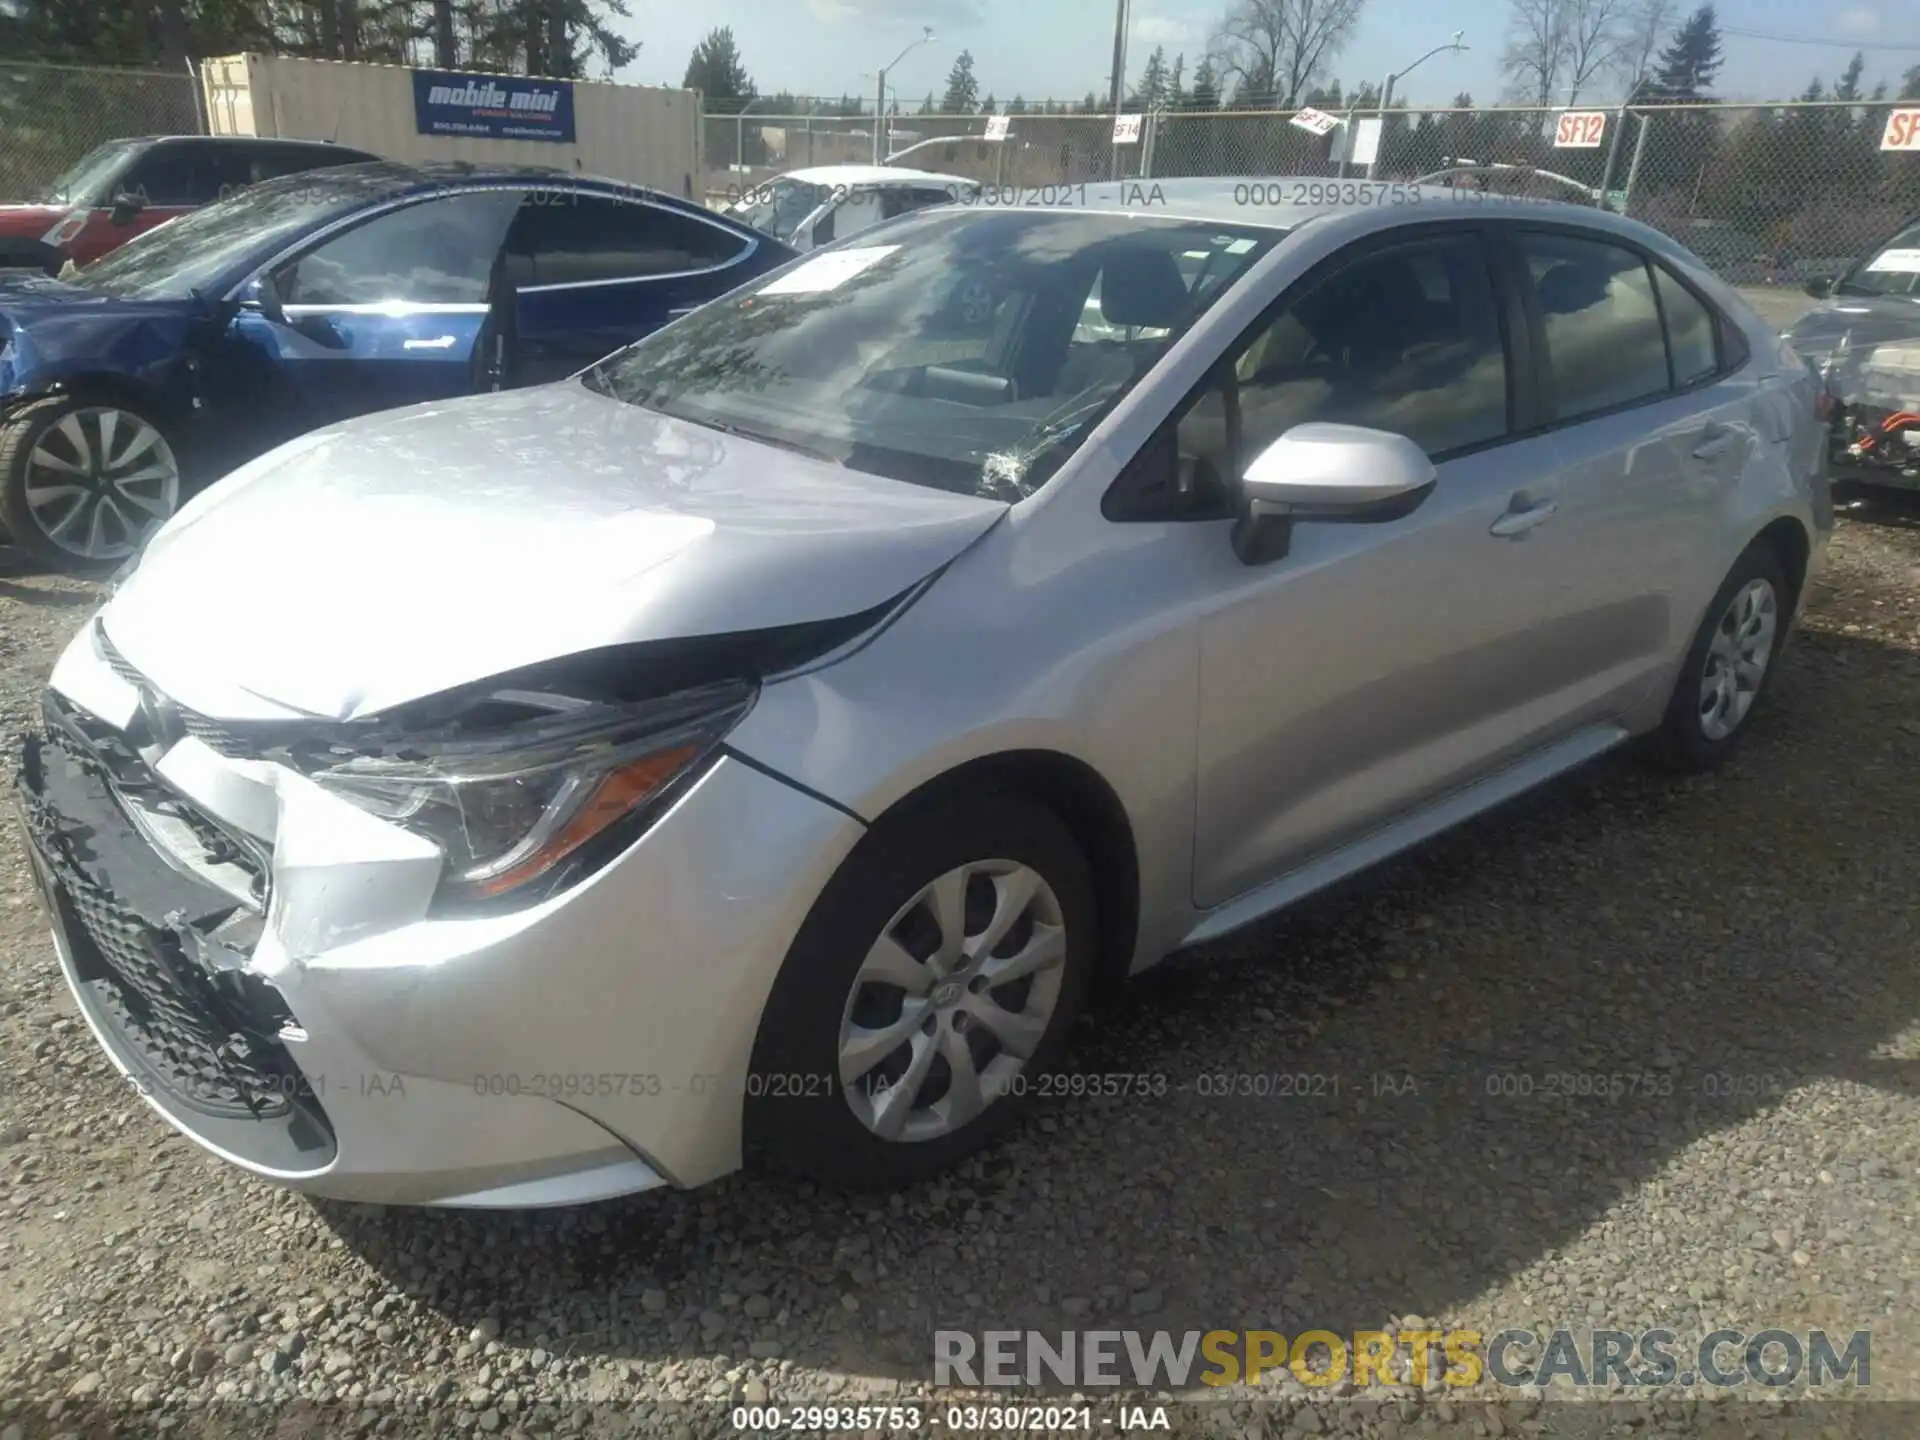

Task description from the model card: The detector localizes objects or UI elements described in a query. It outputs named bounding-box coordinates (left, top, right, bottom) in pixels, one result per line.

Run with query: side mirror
left=1231, top=423, right=1437, bottom=566
left=1803, top=276, right=1833, bottom=300
left=108, top=191, right=144, bottom=227
left=244, top=271, right=290, bottom=327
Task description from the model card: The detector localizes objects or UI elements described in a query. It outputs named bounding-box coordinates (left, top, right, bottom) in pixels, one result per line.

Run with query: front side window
left=33, top=139, right=143, bottom=206
left=1518, top=231, right=1668, bottom=420
left=1235, top=230, right=1509, bottom=459
left=507, top=195, right=747, bottom=288
left=582, top=210, right=1281, bottom=500
left=1841, top=220, right=1920, bottom=299
left=276, top=191, right=522, bottom=306
left=121, top=145, right=225, bottom=207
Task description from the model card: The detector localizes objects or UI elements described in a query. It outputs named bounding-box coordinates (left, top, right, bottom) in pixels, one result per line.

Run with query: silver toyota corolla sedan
left=16, top=179, right=1831, bottom=1207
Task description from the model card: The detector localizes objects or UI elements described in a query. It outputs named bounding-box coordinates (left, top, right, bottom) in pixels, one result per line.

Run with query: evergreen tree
left=683, top=25, right=756, bottom=113
left=1646, top=2, right=1722, bottom=100
left=1188, top=55, right=1221, bottom=109
left=941, top=49, right=980, bottom=113
left=1131, top=44, right=1170, bottom=108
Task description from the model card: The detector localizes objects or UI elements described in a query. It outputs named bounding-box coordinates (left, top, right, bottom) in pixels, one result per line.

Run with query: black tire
left=744, top=791, right=1096, bottom=1189
left=0, top=394, right=183, bottom=576
left=1647, top=543, right=1790, bottom=771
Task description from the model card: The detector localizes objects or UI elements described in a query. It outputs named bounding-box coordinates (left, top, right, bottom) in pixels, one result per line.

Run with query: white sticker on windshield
left=1224, top=238, right=1257, bottom=254
left=1865, top=247, right=1920, bottom=273
left=759, top=245, right=901, bottom=295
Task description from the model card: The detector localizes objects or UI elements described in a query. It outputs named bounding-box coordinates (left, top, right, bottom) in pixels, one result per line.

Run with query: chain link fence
left=0, top=61, right=203, bottom=201
left=707, top=100, right=1920, bottom=286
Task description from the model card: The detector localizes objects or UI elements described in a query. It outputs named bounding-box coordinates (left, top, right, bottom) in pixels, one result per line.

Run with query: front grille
left=57, top=871, right=295, bottom=1120
left=93, top=623, right=256, bottom=760
left=18, top=730, right=309, bottom=1123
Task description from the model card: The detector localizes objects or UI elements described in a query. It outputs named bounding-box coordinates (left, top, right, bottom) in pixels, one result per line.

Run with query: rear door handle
left=1692, top=422, right=1736, bottom=460
left=1489, top=497, right=1558, bottom=537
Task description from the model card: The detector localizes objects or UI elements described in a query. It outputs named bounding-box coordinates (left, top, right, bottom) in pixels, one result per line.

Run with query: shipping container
left=199, top=54, right=702, bottom=198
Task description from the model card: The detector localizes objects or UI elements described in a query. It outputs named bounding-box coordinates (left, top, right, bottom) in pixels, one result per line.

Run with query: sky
left=608, top=0, right=1920, bottom=110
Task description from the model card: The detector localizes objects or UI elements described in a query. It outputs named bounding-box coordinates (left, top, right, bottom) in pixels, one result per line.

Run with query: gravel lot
left=2, top=481, right=1919, bottom=1439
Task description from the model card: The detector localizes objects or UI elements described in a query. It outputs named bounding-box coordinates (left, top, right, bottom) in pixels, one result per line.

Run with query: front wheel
left=745, top=792, right=1096, bottom=1189
left=1648, top=544, right=1789, bottom=769
left=0, top=395, right=183, bottom=574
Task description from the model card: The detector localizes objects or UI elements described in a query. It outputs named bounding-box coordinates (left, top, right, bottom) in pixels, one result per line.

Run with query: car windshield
left=1840, top=221, right=1920, bottom=299
left=584, top=210, right=1279, bottom=500
left=731, top=178, right=833, bottom=241
left=33, top=139, right=143, bottom=206
left=67, top=168, right=396, bottom=299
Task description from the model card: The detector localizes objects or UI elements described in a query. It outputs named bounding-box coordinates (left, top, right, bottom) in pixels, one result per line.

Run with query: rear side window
left=507, top=195, right=748, bottom=287
left=1517, top=231, right=1667, bottom=420
left=1653, top=265, right=1718, bottom=387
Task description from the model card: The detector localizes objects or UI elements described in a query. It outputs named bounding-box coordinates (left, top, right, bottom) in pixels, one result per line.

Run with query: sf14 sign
left=1553, top=111, right=1607, bottom=148
left=1113, top=113, right=1143, bottom=145
left=1884, top=109, right=1920, bottom=151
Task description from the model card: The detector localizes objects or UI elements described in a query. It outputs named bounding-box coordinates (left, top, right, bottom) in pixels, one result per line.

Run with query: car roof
left=121, top=134, right=377, bottom=151
left=777, top=164, right=977, bottom=189
left=979, top=175, right=1632, bottom=233
left=240, top=158, right=748, bottom=229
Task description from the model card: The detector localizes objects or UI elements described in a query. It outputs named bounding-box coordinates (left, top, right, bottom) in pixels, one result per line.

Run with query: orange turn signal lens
left=472, top=744, right=699, bottom=898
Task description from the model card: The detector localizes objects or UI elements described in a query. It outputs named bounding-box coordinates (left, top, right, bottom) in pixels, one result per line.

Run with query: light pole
left=1367, top=31, right=1466, bottom=179
left=1106, top=0, right=1131, bottom=180
left=874, top=27, right=935, bottom=163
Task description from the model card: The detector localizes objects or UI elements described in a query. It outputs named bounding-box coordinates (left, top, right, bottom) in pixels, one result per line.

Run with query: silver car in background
left=16, top=180, right=1830, bottom=1206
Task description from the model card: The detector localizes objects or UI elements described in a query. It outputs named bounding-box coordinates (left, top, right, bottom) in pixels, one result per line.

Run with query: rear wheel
left=0, top=395, right=182, bottom=573
left=745, top=792, right=1095, bottom=1189
left=1648, top=544, right=1788, bottom=770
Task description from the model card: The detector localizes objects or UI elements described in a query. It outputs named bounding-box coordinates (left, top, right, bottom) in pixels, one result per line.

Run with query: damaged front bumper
left=15, top=617, right=863, bottom=1206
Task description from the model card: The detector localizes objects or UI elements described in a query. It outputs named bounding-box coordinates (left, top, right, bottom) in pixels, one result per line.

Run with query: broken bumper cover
left=17, top=628, right=862, bottom=1207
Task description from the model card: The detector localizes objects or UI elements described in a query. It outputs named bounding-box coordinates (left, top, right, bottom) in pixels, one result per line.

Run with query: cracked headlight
left=310, top=679, right=756, bottom=906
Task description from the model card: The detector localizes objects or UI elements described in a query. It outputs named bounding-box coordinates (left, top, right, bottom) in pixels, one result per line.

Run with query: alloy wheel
left=1698, top=576, right=1777, bottom=742
left=22, top=406, right=180, bottom=562
left=838, top=860, right=1067, bottom=1143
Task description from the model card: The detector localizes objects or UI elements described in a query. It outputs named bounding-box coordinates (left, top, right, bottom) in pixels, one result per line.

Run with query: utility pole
left=1107, top=0, right=1130, bottom=181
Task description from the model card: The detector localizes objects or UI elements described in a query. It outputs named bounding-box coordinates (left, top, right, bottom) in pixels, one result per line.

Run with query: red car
left=0, top=134, right=380, bottom=273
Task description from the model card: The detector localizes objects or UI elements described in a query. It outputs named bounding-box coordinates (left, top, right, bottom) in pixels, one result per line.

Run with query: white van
left=728, top=164, right=980, bottom=252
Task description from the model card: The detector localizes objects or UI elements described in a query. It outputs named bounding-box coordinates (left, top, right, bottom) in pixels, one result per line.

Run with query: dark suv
left=0, top=135, right=381, bottom=274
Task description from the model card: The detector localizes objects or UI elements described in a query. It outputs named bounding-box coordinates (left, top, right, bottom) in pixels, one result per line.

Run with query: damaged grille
left=93, top=623, right=256, bottom=760
left=17, top=728, right=314, bottom=1125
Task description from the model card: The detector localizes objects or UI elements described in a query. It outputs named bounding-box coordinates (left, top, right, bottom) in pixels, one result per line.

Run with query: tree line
left=0, top=0, right=639, bottom=78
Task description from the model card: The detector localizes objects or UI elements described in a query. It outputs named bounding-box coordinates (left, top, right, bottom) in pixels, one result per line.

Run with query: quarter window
left=1517, top=232, right=1668, bottom=419
left=276, top=191, right=522, bottom=306
left=1654, top=264, right=1718, bottom=387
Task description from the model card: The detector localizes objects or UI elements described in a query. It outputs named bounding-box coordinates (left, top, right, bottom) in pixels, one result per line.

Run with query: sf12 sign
left=1290, top=105, right=1341, bottom=136
left=1554, top=110, right=1607, bottom=148
left=1884, top=109, right=1920, bottom=151
left=1112, top=113, right=1143, bottom=145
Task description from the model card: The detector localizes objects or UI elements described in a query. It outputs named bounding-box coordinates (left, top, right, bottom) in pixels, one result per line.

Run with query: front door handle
left=1490, top=497, right=1558, bottom=537
left=1692, top=423, right=1736, bottom=460
left=403, top=335, right=458, bottom=351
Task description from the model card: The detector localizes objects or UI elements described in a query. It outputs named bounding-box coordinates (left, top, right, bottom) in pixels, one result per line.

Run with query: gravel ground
left=2, top=487, right=1919, bottom=1440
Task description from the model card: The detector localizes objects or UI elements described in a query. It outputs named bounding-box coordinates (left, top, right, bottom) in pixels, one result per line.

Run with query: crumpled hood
left=1785, top=295, right=1920, bottom=412
left=102, top=383, right=1007, bottom=722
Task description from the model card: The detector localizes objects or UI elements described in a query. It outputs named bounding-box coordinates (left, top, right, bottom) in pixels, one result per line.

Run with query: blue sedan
left=0, top=161, right=795, bottom=571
